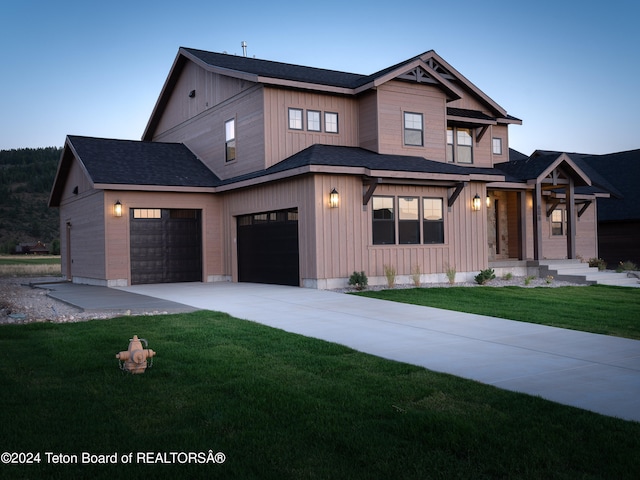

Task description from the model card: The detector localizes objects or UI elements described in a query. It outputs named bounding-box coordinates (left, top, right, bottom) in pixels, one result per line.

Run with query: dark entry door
left=130, top=209, right=202, bottom=285
left=237, top=208, right=299, bottom=286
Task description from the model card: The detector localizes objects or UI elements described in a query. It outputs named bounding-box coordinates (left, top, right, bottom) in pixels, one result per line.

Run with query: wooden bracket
left=362, top=178, right=379, bottom=205
left=578, top=201, right=591, bottom=218
left=546, top=199, right=561, bottom=217
left=448, top=182, right=467, bottom=207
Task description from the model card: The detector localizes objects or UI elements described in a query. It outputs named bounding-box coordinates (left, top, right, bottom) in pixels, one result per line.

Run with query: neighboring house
left=15, top=241, right=50, bottom=255
left=49, top=47, right=611, bottom=288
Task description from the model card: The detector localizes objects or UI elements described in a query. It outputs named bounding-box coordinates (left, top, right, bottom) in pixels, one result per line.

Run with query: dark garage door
left=130, top=208, right=202, bottom=285
left=237, top=208, right=299, bottom=286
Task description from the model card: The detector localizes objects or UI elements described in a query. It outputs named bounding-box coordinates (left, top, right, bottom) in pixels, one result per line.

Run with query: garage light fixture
left=114, top=200, right=123, bottom=217
left=329, top=188, right=339, bottom=208
left=472, top=194, right=481, bottom=211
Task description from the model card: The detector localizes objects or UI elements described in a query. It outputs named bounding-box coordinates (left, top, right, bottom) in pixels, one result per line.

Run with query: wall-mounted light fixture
left=472, top=194, right=481, bottom=211
left=114, top=200, right=123, bottom=217
left=188, top=89, right=196, bottom=98
left=486, top=194, right=491, bottom=208
left=329, top=188, right=339, bottom=208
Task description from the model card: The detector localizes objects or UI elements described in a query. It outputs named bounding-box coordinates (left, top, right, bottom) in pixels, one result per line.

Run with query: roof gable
left=50, top=136, right=220, bottom=206
left=144, top=47, right=520, bottom=139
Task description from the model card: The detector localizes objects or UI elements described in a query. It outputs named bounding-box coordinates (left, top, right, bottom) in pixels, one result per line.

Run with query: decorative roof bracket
left=546, top=199, right=561, bottom=217
left=448, top=182, right=467, bottom=207
left=475, top=125, right=489, bottom=144
left=578, top=201, right=592, bottom=217
left=362, top=178, right=380, bottom=205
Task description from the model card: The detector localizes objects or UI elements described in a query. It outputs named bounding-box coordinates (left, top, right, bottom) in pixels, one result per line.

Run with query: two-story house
left=49, top=47, right=608, bottom=287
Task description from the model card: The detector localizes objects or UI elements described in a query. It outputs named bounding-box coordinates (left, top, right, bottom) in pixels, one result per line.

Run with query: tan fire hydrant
left=116, top=335, right=156, bottom=374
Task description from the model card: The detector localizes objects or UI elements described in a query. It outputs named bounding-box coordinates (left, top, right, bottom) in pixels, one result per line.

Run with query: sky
left=1, top=0, right=638, bottom=156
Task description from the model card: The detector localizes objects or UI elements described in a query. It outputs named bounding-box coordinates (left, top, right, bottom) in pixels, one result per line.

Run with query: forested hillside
left=0, top=147, right=62, bottom=253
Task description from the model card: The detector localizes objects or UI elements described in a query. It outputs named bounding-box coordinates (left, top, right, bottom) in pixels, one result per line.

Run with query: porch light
left=329, top=188, right=339, bottom=208
left=114, top=200, right=123, bottom=217
left=486, top=194, right=491, bottom=207
left=472, top=194, right=481, bottom=211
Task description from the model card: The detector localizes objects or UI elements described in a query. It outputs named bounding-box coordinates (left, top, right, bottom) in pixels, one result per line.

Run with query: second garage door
left=237, top=208, right=299, bottom=286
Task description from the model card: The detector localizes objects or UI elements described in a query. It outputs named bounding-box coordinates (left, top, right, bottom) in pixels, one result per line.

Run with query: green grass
left=1, top=312, right=639, bottom=479
left=355, top=285, right=640, bottom=340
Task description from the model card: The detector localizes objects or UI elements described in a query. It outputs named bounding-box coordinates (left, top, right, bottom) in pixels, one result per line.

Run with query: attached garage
left=130, top=208, right=202, bottom=285
left=237, top=208, right=299, bottom=286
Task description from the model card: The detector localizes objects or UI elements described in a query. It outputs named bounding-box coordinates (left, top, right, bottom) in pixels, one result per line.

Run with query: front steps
left=533, top=260, right=640, bottom=287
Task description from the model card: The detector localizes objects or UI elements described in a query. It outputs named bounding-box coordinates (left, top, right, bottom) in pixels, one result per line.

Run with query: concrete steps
left=533, top=260, right=640, bottom=287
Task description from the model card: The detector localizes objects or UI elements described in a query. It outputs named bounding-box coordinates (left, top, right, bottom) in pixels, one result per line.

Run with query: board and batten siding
left=263, top=87, right=359, bottom=168
left=103, top=191, right=223, bottom=285
left=312, top=175, right=489, bottom=287
left=220, top=176, right=318, bottom=285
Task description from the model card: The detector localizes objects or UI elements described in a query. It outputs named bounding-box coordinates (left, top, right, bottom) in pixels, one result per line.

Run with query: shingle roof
left=183, top=47, right=371, bottom=89
left=67, top=136, right=221, bottom=187
left=220, top=144, right=504, bottom=185
left=582, top=149, right=640, bottom=221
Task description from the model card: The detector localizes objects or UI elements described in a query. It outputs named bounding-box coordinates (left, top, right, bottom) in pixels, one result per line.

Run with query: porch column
left=566, top=177, right=576, bottom=259
left=533, top=182, right=543, bottom=260
left=518, top=191, right=527, bottom=260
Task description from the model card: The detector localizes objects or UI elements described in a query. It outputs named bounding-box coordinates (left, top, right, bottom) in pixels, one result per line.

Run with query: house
left=49, top=47, right=611, bottom=288
left=15, top=241, right=50, bottom=255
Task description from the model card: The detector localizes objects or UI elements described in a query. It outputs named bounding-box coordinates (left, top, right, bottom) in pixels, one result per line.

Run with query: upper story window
left=447, top=127, right=473, bottom=164
left=492, top=137, right=503, bottom=155
left=288, top=108, right=303, bottom=130
left=325, top=112, right=338, bottom=133
left=225, top=118, right=236, bottom=162
left=404, top=112, right=423, bottom=147
left=307, top=110, right=321, bottom=132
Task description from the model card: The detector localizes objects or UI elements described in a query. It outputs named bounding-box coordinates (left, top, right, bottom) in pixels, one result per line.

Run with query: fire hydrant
left=116, top=335, right=156, bottom=374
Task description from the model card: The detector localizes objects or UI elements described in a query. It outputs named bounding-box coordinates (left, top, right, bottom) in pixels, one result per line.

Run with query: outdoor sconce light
left=486, top=194, right=491, bottom=207
left=472, top=194, right=481, bottom=211
left=114, top=200, right=123, bottom=217
left=329, top=188, right=339, bottom=208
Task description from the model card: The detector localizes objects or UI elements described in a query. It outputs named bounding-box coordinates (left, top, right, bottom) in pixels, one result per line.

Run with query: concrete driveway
left=117, top=282, right=640, bottom=423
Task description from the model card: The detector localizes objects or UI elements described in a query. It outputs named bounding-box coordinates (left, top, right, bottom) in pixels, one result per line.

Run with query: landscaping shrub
left=474, top=268, right=496, bottom=285
left=348, top=271, right=368, bottom=290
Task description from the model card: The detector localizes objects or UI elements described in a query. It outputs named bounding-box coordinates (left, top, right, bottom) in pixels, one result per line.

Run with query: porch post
left=566, top=177, right=576, bottom=259
left=533, top=182, right=543, bottom=260
left=518, top=191, right=527, bottom=260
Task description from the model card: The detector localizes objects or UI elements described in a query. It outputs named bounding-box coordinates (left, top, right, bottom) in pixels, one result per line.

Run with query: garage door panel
left=130, top=209, right=202, bottom=285
left=237, top=208, right=299, bottom=286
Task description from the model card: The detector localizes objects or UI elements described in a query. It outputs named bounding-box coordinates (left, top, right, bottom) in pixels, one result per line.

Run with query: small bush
left=524, top=275, right=536, bottom=286
left=348, top=271, right=368, bottom=290
left=588, top=258, right=607, bottom=271
left=411, top=265, right=421, bottom=287
left=502, top=272, right=513, bottom=281
left=383, top=265, right=396, bottom=289
left=616, top=260, right=638, bottom=272
left=474, top=268, right=496, bottom=285
left=445, top=263, right=456, bottom=285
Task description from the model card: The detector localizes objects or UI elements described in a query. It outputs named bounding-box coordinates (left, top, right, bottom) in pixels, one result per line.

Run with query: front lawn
left=355, top=285, right=640, bottom=340
left=1, top=311, right=639, bottom=479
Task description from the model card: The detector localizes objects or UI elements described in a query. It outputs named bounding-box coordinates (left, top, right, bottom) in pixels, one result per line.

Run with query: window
left=133, top=208, right=161, bottom=219
left=307, top=110, right=321, bottom=131
left=551, top=209, right=565, bottom=236
left=447, top=127, right=473, bottom=163
left=399, top=197, right=420, bottom=244
left=423, top=198, right=444, bottom=244
left=288, top=108, right=303, bottom=130
left=225, top=119, right=236, bottom=162
left=372, top=197, right=395, bottom=244
left=404, top=112, right=423, bottom=146
left=325, top=112, right=338, bottom=133
left=492, top=137, right=503, bottom=155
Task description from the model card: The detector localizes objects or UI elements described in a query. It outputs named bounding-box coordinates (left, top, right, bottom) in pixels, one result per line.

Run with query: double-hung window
left=492, top=137, right=503, bottom=155
left=404, top=112, right=423, bottom=146
left=225, top=119, right=236, bottom=162
left=551, top=209, right=566, bottom=236
left=447, top=127, right=473, bottom=163
left=372, top=197, right=395, bottom=245
left=288, top=108, right=303, bottom=130
left=398, top=197, right=420, bottom=244
left=307, top=110, right=321, bottom=131
left=325, top=112, right=338, bottom=133
left=423, top=198, right=444, bottom=244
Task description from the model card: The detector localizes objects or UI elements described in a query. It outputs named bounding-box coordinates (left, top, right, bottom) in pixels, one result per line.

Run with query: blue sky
left=1, top=0, right=637, bottom=155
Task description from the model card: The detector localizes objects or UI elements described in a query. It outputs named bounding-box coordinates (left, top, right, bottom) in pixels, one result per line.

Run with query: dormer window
left=447, top=127, right=473, bottom=164
left=404, top=112, right=424, bottom=147
left=288, top=108, right=303, bottom=130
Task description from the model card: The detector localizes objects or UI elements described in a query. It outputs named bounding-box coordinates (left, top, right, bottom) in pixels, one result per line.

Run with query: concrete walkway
left=109, top=282, right=640, bottom=423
